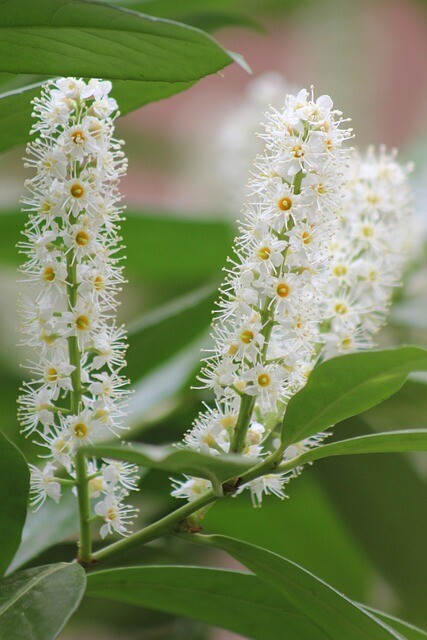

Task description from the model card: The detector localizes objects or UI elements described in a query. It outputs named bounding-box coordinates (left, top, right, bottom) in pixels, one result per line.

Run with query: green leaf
left=285, top=429, right=427, bottom=468
left=316, top=417, right=427, bottom=626
left=192, top=534, right=402, bottom=640
left=0, top=0, right=244, bottom=151
left=81, top=442, right=255, bottom=494
left=0, top=563, right=86, bottom=640
left=362, top=607, right=427, bottom=640
left=87, top=565, right=332, bottom=640
left=282, top=347, right=427, bottom=445
left=7, top=491, right=78, bottom=574
left=0, top=0, right=234, bottom=80
left=204, top=474, right=374, bottom=602
left=0, top=431, right=29, bottom=576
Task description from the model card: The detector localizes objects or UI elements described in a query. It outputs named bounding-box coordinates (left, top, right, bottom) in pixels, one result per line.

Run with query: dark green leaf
left=204, top=474, right=374, bottom=602
left=317, top=417, right=427, bottom=626
left=82, top=442, right=255, bottom=493
left=285, top=429, right=427, bottom=467
left=0, top=563, right=86, bottom=640
left=193, top=534, right=402, bottom=639
left=0, top=431, right=29, bottom=576
left=282, top=347, right=427, bottom=445
left=0, top=0, right=234, bottom=80
left=87, top=565, right=331, bottom=640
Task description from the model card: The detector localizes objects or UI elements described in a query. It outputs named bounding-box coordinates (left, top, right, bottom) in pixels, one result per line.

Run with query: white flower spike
left=19, top=78, right=139, bottom=539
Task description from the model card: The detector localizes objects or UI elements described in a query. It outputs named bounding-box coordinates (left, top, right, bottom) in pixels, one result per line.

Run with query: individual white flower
left=171, top=476, right=213, bottom=502
left=95, top=491, right=138, bottom=539
left=29, top=462, right=62, bottom=510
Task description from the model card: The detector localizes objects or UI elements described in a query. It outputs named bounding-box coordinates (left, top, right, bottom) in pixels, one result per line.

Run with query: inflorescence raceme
left=172, top=89, right=413, bottom=507
left=18, top=81, right=413, bottom=536
left=18, top=78, right=139, bottom=539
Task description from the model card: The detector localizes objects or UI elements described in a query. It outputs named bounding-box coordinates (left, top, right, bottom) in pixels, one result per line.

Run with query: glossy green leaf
left=362, top=607, right=427, bottom=640
left=0, top=563, right=86, bottom=640
left=282, top=347, right=427, bottom=445
left=87, top=566, right=334, bottom=640
left=193, top=534, right=402, bottom=640
left=82, top=443, right=255, bottom=493
left=317, top=417, right=427, bottom=625
left=0, top=0, right=234, bottom=80
left=285, top=429, right=427, bottom=468
left=0, top=431, right=29, bottom=576
left=204, top=474, right=373, bottom=601
left=7, top=491, right=78, bottom=574
left=0, top=0, right=244, bottom=151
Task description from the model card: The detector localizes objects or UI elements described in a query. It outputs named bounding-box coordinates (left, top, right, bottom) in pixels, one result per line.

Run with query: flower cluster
left=324, top=146, right=413, bottom=355
left=18, top=78, right=139, bottom=538
left=172, top=89, right=353, bottom=506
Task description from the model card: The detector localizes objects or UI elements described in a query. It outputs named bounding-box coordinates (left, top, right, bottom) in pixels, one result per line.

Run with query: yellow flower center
left=278, top=196, right=292, bottom=211
left=292, top=145, right=304, bottom=158
left=94, top=276, right=104, bottom=290
left=70, top=182, right=84, bottom=199
left=302, top=231, right=311, bottom=245
left=258, top=246, right=271, bottom=261
left=334, top=302, right=348, bottom=315
left=71, top=129, right=86, bottom=145
left=75, top=230, right=90, bottom=246
left=240, top=330, right=254, bottom=344
left=333, top=264, right=347, bottom=277
left=43, top=266, right=56, bottom=282
left=46, top=367, right=58, bottom=382
left=40, top=200, right=51, bottom=215
left=362, top=226, right=374, bottom=237
left=257, top=373, right=271, bottom=387
left=75, top=314, right=90, bottom=331
left=73, top=422, right=88, bottom=438
left=107, top=508, right=117, bottom=521
left=276, top=282, right=290, bottom=298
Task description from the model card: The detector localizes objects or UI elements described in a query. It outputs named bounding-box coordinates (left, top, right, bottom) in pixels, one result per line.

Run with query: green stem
left=91, top=491, right=218, bottom=564
left=230, top=393, right=256, bottom=454
left=66, top=248, right=92, bottom=564
left=87, top=443, right=293, bottom=566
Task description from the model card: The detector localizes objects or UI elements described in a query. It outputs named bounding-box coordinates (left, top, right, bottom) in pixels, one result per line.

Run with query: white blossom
left=18, top=78, right=139, bottom=539
left=173, top=88, right=352, bottom=506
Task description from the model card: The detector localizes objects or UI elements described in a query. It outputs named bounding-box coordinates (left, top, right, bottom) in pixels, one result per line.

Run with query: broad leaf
left=317, top=417, right=427, bottom=625
left=194, top=535, right=402, bottom=640
left=82, top=443, right=255, bottom=493
left=7, top=491, right=78, bottom=574
left=204, top=475, right=373, bottom=601
left=87, top=565, right=330, bottom=640
left=282, top=347, right=427, bottom=445
left=285, top=429, right=427, bottom=467
left=0, top=563, right=86, bottom=640
left=0, top=0, right=234, bottom=79
left=0, top=0, right=244, bottom=151
left=0, top=431, right=29, bottom=576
